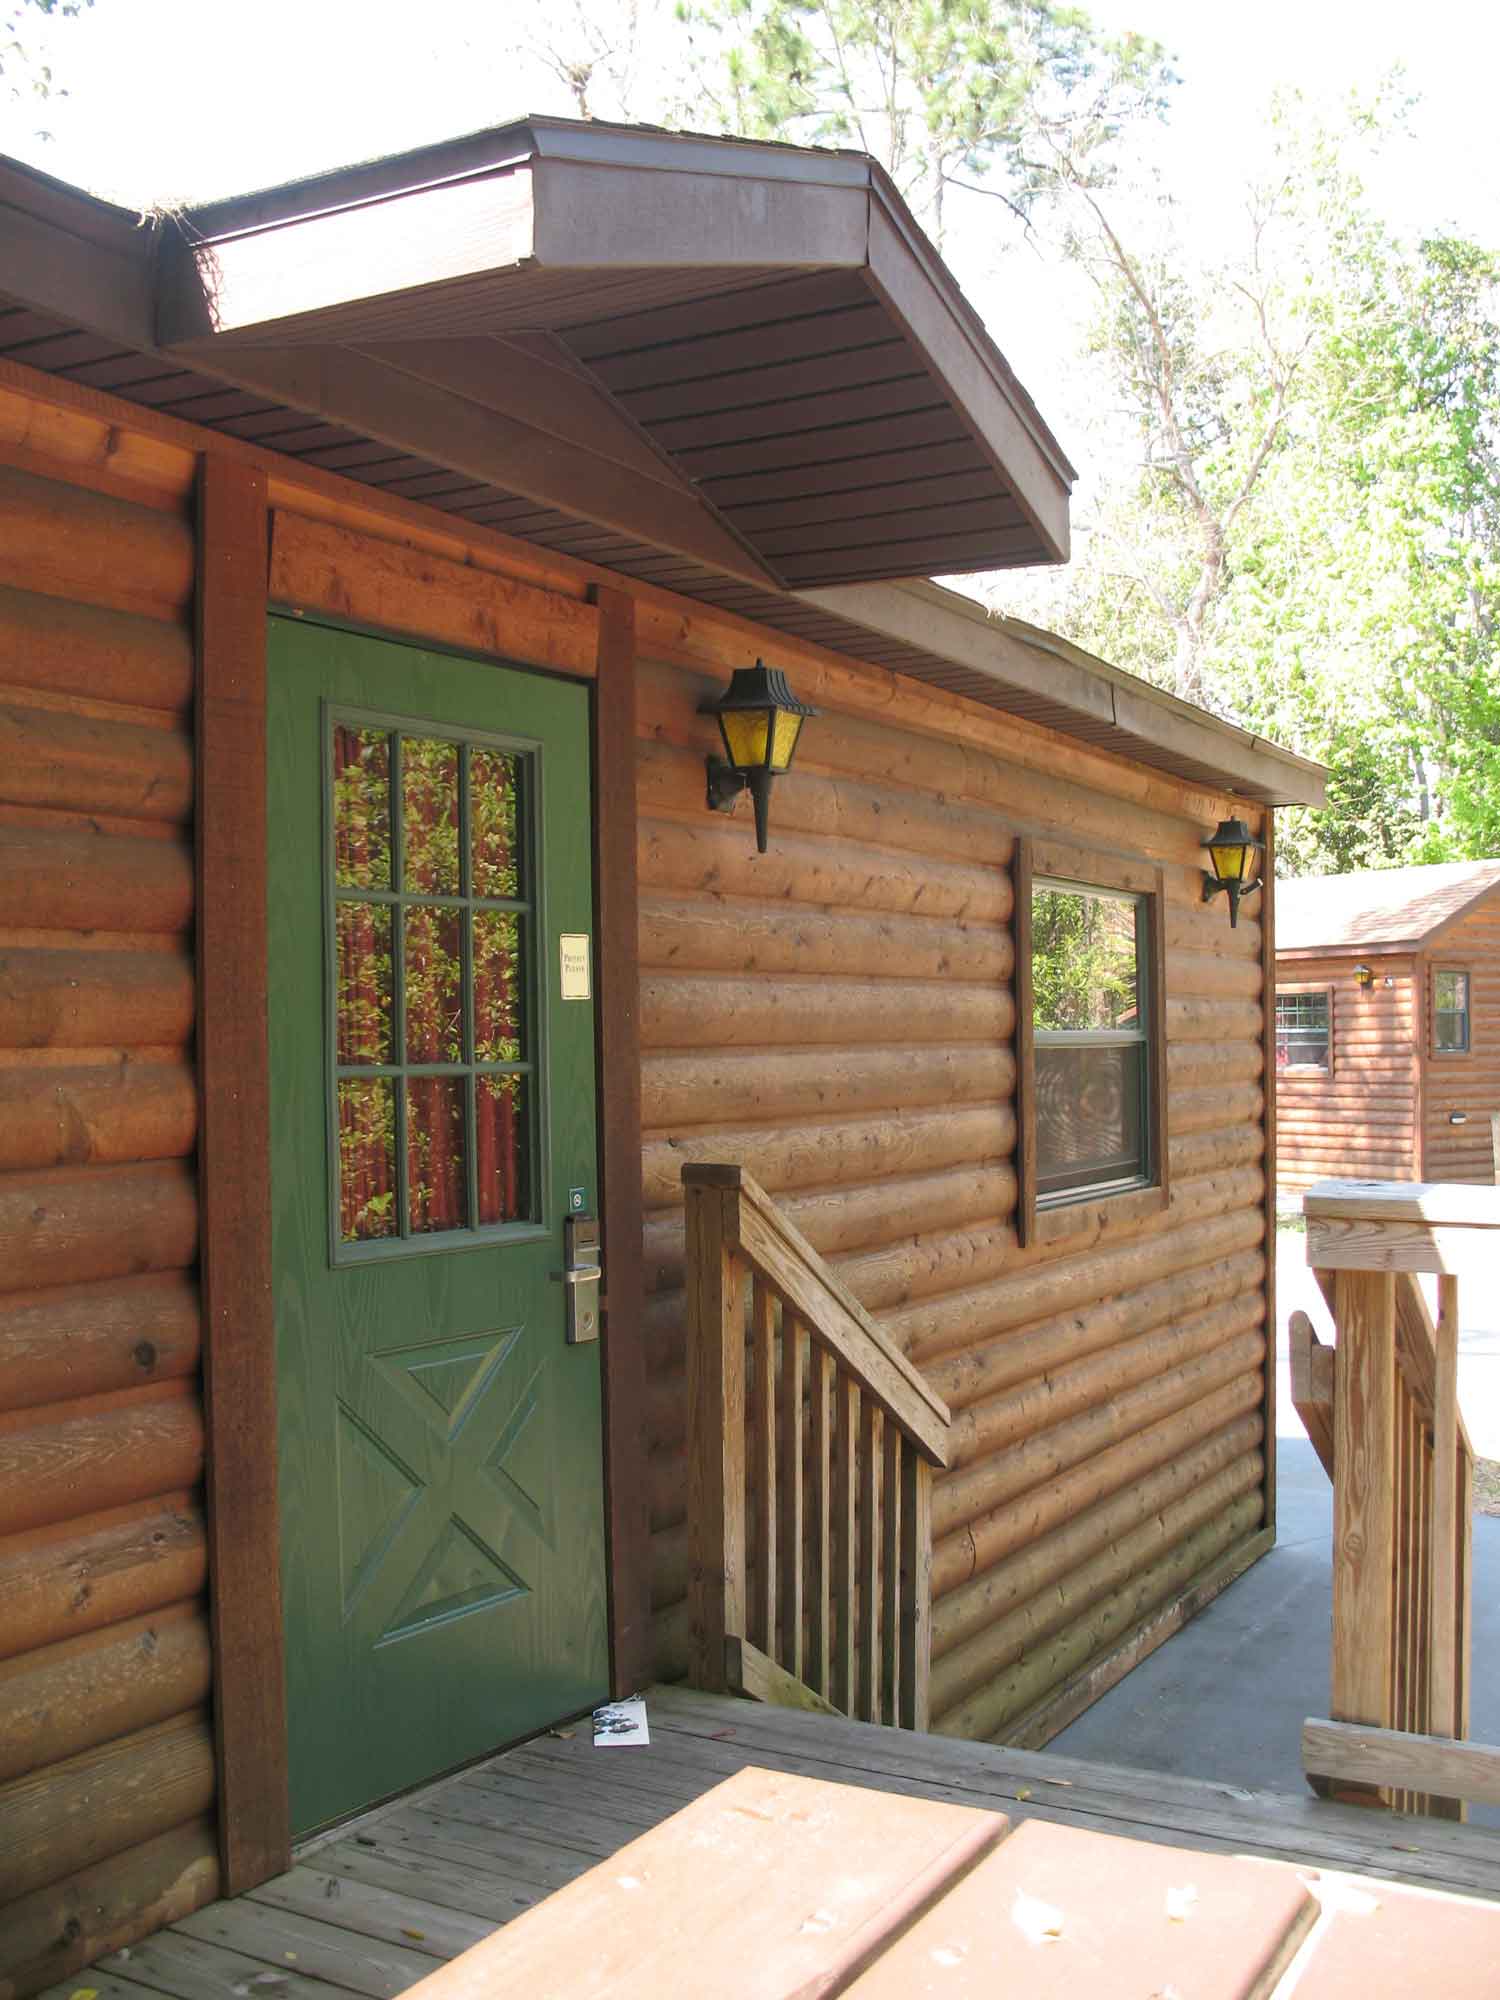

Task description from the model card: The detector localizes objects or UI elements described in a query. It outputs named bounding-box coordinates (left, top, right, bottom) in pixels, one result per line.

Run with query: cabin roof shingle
left=1276, top=859, right=1500, bottom=953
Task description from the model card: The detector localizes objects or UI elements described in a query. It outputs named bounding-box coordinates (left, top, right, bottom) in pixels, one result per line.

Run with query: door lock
left=556, top=1213, right=602, bottom=1344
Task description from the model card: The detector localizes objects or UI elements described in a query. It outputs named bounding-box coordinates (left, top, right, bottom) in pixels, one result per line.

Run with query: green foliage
left=1004, top=93, right=1500, bottom=877
left=1031, top=885, right=1138, bottom=1031
left=670, top=0, right=1172, bottom=243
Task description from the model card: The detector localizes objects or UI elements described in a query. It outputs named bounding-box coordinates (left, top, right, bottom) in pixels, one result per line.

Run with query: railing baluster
left=859, top=1400, right=882, bottom=1724
left=808, top=1344, right=833, bottom=1698
left=750, top=1280, right=776, bottom=1656
left=899, top=1443, right=932, bottom=1731
left=881, top=1417, right=902, bottom=1726
left=685, top=1181, right=746, bottom=1696
left=779, top=1310, right=805, bottom=1682
left=833, top=1373, right=858, bottom=1715
left=1432, top=1272, right=1461, bottom=1741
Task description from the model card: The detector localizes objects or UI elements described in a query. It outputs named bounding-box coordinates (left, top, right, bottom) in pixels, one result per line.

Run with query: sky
left=5, top=0, right=1496, bottom=548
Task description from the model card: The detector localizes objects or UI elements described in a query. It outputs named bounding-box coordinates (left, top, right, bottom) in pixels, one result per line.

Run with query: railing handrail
left=682, top=1163, right=952, bottom=1468
left=1306, top=1177, right=1500, bottom=1283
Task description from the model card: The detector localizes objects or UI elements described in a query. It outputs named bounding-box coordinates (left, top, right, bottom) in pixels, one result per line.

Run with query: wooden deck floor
left=55, top=1686, right=1500, bottom=2000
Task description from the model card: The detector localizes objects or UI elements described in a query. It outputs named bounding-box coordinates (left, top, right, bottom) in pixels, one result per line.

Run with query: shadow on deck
left=53, top=1685, right=1500, bottom=2000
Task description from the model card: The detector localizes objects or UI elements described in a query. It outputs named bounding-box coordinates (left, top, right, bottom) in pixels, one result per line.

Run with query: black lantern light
left=700, top=659, right=818, bottom=854
left=1201, top=817, right=1265, bottom=930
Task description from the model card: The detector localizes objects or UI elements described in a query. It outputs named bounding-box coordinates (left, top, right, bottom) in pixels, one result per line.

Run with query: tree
left=671, top=0, right=1173, bottom=248
left=3, top=0, right=92, bottom=110
left=994, top=94, right=1500, bottom=875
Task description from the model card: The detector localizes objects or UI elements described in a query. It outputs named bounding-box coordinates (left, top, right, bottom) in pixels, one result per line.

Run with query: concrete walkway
left=1050, top=1229, right=1500, bottom=1829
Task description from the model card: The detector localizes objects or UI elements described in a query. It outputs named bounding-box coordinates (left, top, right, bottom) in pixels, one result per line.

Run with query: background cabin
left=1275, top=860, right=1500, bottom=1191
left=0, top=117, right=1321, bottom=1996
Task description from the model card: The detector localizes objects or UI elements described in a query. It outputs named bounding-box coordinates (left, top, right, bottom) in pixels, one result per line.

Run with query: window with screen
left=1031, top=879, right=1153, bottom=1201
left=1275, top=989, right=1331, bottom=1072
left=1434, top=968, right=1471, bottom=1054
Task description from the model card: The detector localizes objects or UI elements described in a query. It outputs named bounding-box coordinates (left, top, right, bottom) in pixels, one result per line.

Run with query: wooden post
left=808, top=1348, right=833, bottom=1698
left=589, top=583, right=652, bottom=1700
left=778, top=1315, right=805, bottom=1681
left=686, top=1183, right=745, bottom=1694
left=899, top=1450, right=933, bottom=1732
left=751, top=1284, right=777, bottom=1657
left=1332, top=1268, right=1397, bottom=1763
left=195, top=453, right=290, bottom=1893
left=1430, top=1274, right=1461, bottom=1743
left=832, top=1378, right=859, bottom=1715
left=859, top=1401, right=882, bottom=1724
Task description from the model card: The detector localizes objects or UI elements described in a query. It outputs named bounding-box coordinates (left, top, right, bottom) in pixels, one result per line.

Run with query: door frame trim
left=197, top=459, right=649, bottom=1890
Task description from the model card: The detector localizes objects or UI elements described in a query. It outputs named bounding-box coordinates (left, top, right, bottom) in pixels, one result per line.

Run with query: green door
left=268, top=617, right=608, bottom=1836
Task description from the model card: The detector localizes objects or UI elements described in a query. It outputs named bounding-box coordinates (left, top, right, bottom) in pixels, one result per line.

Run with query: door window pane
left=1276, top=990, right=1331, bottom=1071
left=404, top=905, right=465, bottom=1064
left=407, top=1077, right=468, bottom=1235
left=474, top=911, right=524, bottom=1062
left=338, top=1078, right=398, bottom=1242
left=477, top=1075, right=531, bottom=1225
left=329, top=713, right=541, bottom=1255
left=335, top=904, right=393, bottom=1064
left=471, top=748, right=523, bottom=898
left=333, top=726, right=392, bottom=889
left=403, top=737, right=461, bottom=894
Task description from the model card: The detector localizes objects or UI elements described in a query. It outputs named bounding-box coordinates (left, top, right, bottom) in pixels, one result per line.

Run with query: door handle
left=554, top=1213, right=602, bottom=1343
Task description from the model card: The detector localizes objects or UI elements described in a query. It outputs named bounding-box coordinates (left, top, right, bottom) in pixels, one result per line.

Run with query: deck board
left=56, top=1685, right=1500, bottom=2000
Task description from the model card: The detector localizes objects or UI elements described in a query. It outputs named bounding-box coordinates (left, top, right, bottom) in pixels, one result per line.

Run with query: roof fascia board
left=863, top=199, right=1069, bottom=562
left=177, top=340, right=779, bottom=588
left=528, top=153, right=868, bottom=271
left=801, top=577, right=1325, bottom=806
left=0, top=162, right=157, bottom=350
left=158, top=164, right=537, bottom=344
left=525, top=116, right=873, bottom=189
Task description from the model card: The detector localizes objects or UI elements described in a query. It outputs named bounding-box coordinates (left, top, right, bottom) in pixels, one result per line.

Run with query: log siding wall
left=634, top=622, right=1272, bottom=1747
left=0, top=362, right=1281, bottom=1995
left=1421, top=898, right=1500, bottom=1183
left=1274, top=957, right=1422, bottom=1193
left=0, top=458, right=219, bottom=1992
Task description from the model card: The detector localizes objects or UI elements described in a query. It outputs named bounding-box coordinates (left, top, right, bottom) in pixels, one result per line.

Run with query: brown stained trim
left=1416, top=949, right=1431, bottom=1180
left=1259, top=811, right=1278, bottom=1540
left=195, top=453, right=291, bottom=1892
left=1151, top=865, right=1171, bottom=1219
left=1012, top=837, right=1035, bottom=1250
left=589, top=583, right=653, bottom=1698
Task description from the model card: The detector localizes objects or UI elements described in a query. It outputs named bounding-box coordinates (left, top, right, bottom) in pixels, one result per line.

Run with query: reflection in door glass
left=477, top=1074, right=530, bottom=1224
left=473, top=910, right=523, bottom=1061
left=338, top=1077, right=398, bottom=1241
left=403, top=738, right=461, bottom=893
left=470, top=748, right=522, bottom=897
left=335, top=904, right=392, bottom=1064
left=407, top=1076, right=468, bottom=1234
left=328, top=714, right=540, bottom=1254
left=332, top=726, right=392, bottom=889
left=404, top=904, right=464, bottom=1064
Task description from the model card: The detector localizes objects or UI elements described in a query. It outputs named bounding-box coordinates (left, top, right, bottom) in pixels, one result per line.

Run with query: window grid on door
left=326, top=709, right=541, bottom=1258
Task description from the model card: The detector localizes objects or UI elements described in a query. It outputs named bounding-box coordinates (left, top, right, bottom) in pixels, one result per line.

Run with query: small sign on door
left=559, top=933, right=592, bottom=1001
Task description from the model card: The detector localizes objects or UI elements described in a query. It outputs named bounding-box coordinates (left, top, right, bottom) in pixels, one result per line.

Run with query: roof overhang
left=0, top=118, right=1074, bottom=592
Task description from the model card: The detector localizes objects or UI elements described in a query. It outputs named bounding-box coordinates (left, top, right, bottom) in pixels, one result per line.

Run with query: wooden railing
left=1295, top=1177, right=1497, bottom=1815
left=683, top=1164, right=952, bottom=1730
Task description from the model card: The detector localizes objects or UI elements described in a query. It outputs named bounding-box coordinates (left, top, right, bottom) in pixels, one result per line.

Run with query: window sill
left=1031, top=1182, right=1168, bottom=1249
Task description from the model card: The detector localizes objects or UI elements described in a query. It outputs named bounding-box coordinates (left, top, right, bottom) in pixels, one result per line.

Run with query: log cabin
left=1276, top=861, right=1500, bottom=1192
left=0, top=116, right=1324, bottom=1995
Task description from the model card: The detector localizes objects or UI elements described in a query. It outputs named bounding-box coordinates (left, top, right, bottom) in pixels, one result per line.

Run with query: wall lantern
left=1201, top=817, right=1265, bottom=929
left=1353, top=963, right=1375, bottom=988
left=699, top=659, right=818, bottom=855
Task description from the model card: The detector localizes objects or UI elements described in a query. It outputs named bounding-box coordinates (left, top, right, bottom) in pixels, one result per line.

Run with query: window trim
left=1274, top=981, right=1334, bottom=1077
left=1432, top=964, right=1473, bottom=1058
left=1015, top=835, right=1168, bottom=1248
